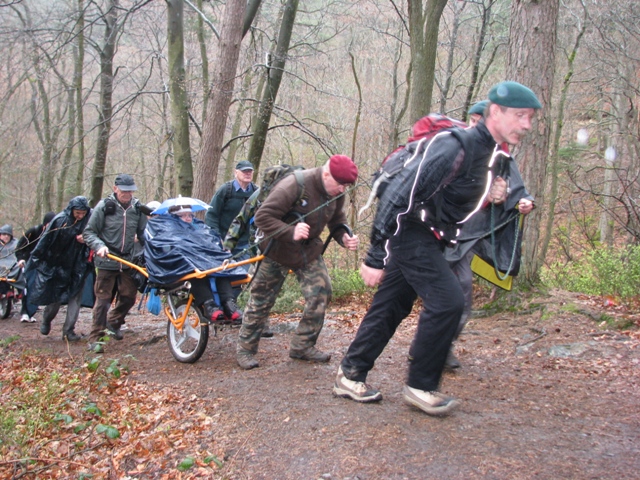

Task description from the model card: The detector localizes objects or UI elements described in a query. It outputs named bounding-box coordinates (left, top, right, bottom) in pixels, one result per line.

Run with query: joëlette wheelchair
left=108, top=253, right=258, bottom=364
left=0, top=264, right=24, bottom=319
left=107, top=223, right=352, bottom=364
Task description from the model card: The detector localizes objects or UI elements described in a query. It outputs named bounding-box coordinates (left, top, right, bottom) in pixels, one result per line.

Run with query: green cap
left=488, top=81, right=541, bottom=109
left=468, top=100, right=489, bottom=117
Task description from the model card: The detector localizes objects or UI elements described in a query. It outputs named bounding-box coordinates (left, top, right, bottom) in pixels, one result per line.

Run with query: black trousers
left=341, top=221, right=463, bottom=392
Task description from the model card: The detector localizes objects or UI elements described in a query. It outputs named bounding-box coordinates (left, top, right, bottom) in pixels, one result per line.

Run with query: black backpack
left=359, top=114, right=469, bottom=217
left=369, top=123, right=475, bottom=246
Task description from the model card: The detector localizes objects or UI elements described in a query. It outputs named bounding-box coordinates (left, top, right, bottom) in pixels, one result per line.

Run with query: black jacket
left=16, top=224, right=46, bottom=262
left=366, top=122, right=511, bottom=269
left=27, top=196, right=92, bottom=305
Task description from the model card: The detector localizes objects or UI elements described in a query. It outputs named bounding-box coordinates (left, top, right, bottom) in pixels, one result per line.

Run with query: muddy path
left=1, top=289, right=638, bottom=479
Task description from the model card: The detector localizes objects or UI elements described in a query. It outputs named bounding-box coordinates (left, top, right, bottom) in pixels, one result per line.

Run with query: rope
left=0, top=220, right=83, bottom=261
left=228, top=181, right=363, bottom=261
left=489, top=202, right=522, bottom=280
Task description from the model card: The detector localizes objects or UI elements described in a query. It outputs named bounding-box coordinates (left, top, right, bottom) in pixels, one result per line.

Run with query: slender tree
left=407, top=0, right=448, bottom=123
left=72, top=0, right=86, bottom=197
left=246, top=0, right=298, bottom=172
left=88, top=0, right=119, bottom=207
left=194, top=0, right=261, bottom=203
left=167, top=0, right=193, bottom=195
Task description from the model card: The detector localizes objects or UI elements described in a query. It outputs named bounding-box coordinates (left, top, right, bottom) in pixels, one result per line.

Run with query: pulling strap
left=489, top=202, right=522, bottom=280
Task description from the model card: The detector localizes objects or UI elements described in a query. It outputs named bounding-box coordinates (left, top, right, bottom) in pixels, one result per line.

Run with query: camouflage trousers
left=237, top=256, right=332, bottom=355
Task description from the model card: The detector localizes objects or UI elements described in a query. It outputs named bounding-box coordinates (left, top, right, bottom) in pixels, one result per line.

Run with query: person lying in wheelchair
left=144, top=205, right=246, bottom=325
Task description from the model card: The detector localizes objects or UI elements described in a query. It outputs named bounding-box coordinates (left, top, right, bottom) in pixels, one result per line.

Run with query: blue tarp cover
left=144, top=215, right=247, bottom=285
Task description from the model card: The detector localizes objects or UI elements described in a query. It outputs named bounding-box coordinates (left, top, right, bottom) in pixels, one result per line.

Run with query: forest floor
left=0, top=287, right=639, bottom=479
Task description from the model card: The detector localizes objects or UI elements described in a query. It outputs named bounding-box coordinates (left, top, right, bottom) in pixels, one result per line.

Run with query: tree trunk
left=507, top=0, right=560, bottom=284
left=408, top=0, right=448, bottom=124
left=438, top=0, right=464, bottom=113
left=89, top=0, right=119, bottom=207
left=194, top=0, right=247, bottom=203
left=73, top=0, right=86, bottom=197
left=226, top=69, right=255, bottom=177
left=57, top=81, right=76, bottom=208
left=196, top=0, right=209, bottom=130
left=167, top=0, right=193, bottom=196
left=464, top=0, right=493, bottom=118
left=246, top=0, right=298, bottom=172
left=543, top=3, right=586, bottom=262
left=30, top=69, right=54, bottom=218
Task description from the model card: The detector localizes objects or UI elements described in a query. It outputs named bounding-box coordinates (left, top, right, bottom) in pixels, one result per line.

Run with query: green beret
left=468, top=100, right=489, bottom=116
left=488, top=81, right=541, bottom=109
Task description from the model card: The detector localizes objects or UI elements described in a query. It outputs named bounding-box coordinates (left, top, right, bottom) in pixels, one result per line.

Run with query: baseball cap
left=114, top=174, right=138, bottom=191
left=235, top=160, right=254, bottom=171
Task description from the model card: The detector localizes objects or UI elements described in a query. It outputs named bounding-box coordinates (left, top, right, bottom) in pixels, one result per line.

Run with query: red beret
left=329, top=155, right=358, bottom=185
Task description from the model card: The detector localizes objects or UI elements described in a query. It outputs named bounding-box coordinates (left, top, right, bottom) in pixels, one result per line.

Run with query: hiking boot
left=63, top=332, right=82, bottom=342
left=261, top=327, right=274, bottom=338
left=333, top=366, right=382, bottom=402
left=289, top=346, right=331, bottom=363
left=201, top=300, right=225, bottom=325
left=236, top=353, right=259, bottom=370
left=87, top=342, right=104, bottom=353
left=40, top=318, right=51, bottom=335
left=223, top=299, right=243, bottom=325
left=106, top=323, right=123, bottom=340
left=402, top=385, right=460, bottom=416
left=444, top=349, right=461, bottom=370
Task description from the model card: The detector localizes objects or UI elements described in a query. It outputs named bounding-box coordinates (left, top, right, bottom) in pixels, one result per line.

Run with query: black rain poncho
left=26, top=196, right=92, bottom=305
left=144, top=215, right=247, bottom=285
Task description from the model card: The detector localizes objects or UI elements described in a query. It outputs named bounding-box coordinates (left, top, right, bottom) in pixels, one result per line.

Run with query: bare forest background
left=1, top=0, right=639, bottom=288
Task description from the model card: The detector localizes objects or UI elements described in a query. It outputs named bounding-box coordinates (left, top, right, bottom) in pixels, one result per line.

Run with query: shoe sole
left=403, top=389, right=460, bottom=416
left=333, top=384, right=382, bottom=403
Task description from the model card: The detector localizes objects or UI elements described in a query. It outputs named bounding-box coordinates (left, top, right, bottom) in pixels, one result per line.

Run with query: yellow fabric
left=470, top=254, right=513, bottom=291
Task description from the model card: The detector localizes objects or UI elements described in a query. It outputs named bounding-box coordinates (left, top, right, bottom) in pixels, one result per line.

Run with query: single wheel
left=166, top=297, right=209, bottom=363
left=0, top=296, right=12, bottom=319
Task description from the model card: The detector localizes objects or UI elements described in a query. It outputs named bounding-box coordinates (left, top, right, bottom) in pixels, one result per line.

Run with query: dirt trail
left=1, top=289, right=639, bottom=479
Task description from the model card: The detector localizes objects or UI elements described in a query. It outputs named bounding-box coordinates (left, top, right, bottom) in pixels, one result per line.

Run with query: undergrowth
left=542, top=244, right=640, bottom=305
left=238, top=267, right=369, bottom=313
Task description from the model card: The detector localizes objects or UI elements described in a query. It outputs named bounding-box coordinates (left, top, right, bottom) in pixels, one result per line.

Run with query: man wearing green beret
left=444, top=91, right=536, bottom=370
left=467, top=100, right=489, bottom=127
left=334, top=81, right=540, bottom=416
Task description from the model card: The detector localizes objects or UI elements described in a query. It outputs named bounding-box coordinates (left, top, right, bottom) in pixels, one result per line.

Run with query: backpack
left=223, top=179, right=257, bottom=203
left=359, top=113, right=468, bottom=217
left=257, top=164, right=306, bottom=206
left=222, top=164, right=306, bottom=252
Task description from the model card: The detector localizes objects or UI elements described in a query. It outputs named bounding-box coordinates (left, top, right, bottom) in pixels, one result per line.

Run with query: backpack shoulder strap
left=449, top=128, right=474, bottom=176
left=223, top=181, right=234, bottom=203
left=293, top=169, right=306, bottom=205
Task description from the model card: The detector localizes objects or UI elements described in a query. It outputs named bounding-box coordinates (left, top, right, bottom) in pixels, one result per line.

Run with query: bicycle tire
left=166, top=297, right=209, bottom=363
left=0, top=297, right=12, bottom=319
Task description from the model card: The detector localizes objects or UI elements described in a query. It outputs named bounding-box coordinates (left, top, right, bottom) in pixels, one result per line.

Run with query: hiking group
left=1, top=79, right=540, bottom=418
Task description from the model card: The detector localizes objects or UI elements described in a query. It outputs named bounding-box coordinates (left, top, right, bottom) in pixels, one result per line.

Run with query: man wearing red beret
left=236, top=155, right=359, bottom=370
